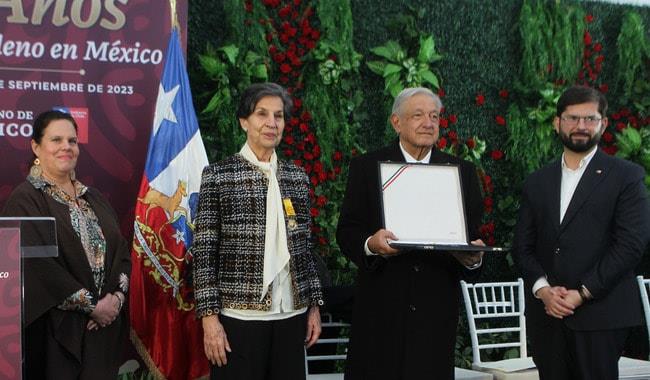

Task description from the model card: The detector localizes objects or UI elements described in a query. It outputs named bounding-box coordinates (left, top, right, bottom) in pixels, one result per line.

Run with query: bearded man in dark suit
left=514, top=85, right=650, bottom=380
left=336, top=87, right=485, bottom=379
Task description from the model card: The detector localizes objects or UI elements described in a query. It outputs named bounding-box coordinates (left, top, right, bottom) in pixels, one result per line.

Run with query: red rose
left=279, top=33, right=290, bottom=43
left=269, top=45, right=277, bottom=54
left=273, top=53, right=286, bottom=63
left=437, top=87, right=446, bottom=98
left=299, top=123, right=309, bottom=133
left=333, top=151, right=343, bottom=161
left=278, top=6, right=291, bottom=18
left=584, top=49, right=592, bottom=59
left=280, top=63, right=292, bottom=74
left=593, top=43, right=602, bottom=52
left=448, top=130, right=458, bottom=141
left=306, top=133, right=316, bottom=144
left=310, top=176, right=318, bottom=187
left=616, top=122, right=626, bottom=132
left=303, top=163, right=312, bottom=174
left=296, top=142, right=305, bottom=151
left=495, top=115, right=506, bottom=126
left=306, top=40, right=316, bottom=49
left=466, top=138, right=476, bottom=149
left=585, top=14, right=594, bottom=23
left=484, top=197, right=493, bottom=213
left=583, top=31, right=592, bottom=46
left=293, top=98, right=302, bottom=109
left=310, top=207, right=319, bottom=217
left=328, top=170, right=336, bottom=180
left=301, top=111, right=312, bottom=122
left=293, top=159, right=302, bottom=167
left=318, top=236, right=328, bottom=246
left=498, top=89, right=509, bottom=99
left=611, top=113, right=621, bottom=120
left=620, top=108, right=631, bottom=117
left=334, top=166, right=341, bottom=174
left=304, top=152, right=314, bottom=161
left=288, top=27, right=298, bottom=38
left=602, top=131, right=614, bottom=143
left=312, top=145, right=321, bottom=157
left=316, top=195, right=327, bottom=207
left=244, top=1, right=253, bottom=12
left=475, top=93, right=485, bottom=106
left=449, top=114, right=458, bottom=124
left=280, top=75, right=289, bottom=84
left=283, top=149, right=293, bottom=157
left=313, top=161, right=323, bottom=173
left=602, top=146, right=617, bottom=155
left=290, top=117, right=299, bottom=126
left=294, top=0, right=301, bottom=5
left=291, top=11, right=299, bottom=20
left=437, top=137, right=448, bottom=149
left=283, top=135, right=294, bottom=145
left=595, top=55, right=604, bottom=64
left=439, top=118, right=449, bottom=128
left=629, top=116, right=638, bottom=127
left=318, top=171, right=327, bottom=182
left=491, top=150, right=504, bottom=160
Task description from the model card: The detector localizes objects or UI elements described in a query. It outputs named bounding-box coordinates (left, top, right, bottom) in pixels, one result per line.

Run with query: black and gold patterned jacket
left=193, top=154, right=324, bottom=317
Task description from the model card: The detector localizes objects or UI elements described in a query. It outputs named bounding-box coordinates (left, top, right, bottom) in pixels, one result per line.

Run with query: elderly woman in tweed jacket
left=193, top=82, right=324, bottom=380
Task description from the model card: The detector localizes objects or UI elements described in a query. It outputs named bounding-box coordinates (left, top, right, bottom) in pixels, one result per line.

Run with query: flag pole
left=169, top=0, right=179, bottom=31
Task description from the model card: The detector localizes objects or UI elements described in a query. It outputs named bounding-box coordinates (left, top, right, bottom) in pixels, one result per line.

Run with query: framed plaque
left=379, top=162, right=504, bottom=252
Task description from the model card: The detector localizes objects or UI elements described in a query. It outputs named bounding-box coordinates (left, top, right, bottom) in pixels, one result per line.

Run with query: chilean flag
left=130, top=29, right=209, bottom=380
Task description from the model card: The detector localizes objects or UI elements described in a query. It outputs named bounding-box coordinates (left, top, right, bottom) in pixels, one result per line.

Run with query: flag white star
left=172, top=229, right=185, bottom=245
left=152, top=83, right=180, bottom=136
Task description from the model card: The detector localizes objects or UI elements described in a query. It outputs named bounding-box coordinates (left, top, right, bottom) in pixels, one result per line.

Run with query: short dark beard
left=559, top=130, right=601, bottom=153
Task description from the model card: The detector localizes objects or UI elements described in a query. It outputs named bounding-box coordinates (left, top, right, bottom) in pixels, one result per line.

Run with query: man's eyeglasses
left=560, top=115, right=602, bottom=127
left=409, top=111, right=440, bottom=123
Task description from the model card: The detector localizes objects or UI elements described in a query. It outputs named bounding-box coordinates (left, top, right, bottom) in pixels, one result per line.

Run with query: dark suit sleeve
left=513, top=179, right=546, bottom=287
left=336, top=157, right=385, bottom=272
left=462, top=161, right=484, bottom=240
left=581, top=165, right=650, bottom=299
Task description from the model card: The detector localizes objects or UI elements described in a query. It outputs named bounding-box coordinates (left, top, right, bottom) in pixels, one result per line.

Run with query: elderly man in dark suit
left=336, top=87, right=485, bottom=379
left=514, top=85, right=650, bottom=380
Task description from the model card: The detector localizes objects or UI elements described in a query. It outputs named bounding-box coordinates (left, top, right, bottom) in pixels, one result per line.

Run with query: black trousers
left=529, top=317, right=629, bottom=380
left=210, top=313, right=308, bottom=380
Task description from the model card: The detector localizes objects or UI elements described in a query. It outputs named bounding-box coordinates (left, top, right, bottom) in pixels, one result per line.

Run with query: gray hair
left=391, top=87, right=443, bottom=116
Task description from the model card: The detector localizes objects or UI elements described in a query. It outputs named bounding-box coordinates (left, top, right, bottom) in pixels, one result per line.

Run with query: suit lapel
left=560, top=150, right=612, bottom=230
left=548, top=161, right=562, bottom=234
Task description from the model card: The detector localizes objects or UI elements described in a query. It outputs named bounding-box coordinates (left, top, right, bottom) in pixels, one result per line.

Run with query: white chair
left=618, top=276, right=650, bottom=379
left=304, top=313, right=349, bottom=380
left=460, top=278, right=538, bottom=380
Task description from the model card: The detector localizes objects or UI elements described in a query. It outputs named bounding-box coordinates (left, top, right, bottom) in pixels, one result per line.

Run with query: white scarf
left=239, top=143, right=291, bottom=301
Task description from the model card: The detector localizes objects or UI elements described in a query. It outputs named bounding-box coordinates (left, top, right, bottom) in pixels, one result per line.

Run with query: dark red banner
left=0, top=0, right=188, bottom=234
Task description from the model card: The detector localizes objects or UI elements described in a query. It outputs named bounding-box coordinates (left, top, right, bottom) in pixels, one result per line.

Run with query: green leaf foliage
left=616, top=12, right=650, bottom=100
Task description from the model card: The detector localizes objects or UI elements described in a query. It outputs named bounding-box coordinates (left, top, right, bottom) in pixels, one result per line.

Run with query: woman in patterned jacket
left=193, top=82, right=324, bottom=380
left=2, top=110, right=131, bottom=379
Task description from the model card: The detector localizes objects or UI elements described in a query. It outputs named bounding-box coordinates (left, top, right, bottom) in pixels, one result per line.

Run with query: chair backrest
left=460, top=278, right=527, bottom=365
left=636, top=275, right=650, bottom=357
left=304, top=313, right=350, bottom=376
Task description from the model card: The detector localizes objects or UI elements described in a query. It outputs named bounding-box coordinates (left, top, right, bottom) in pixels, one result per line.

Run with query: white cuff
left=532, top=276, right=550, bottom=298
left=464, top=256, right=483, bottom=270
left=364, top=237, right=378, bottom=256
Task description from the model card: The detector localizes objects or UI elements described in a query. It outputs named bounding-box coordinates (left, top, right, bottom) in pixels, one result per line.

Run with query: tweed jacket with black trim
left=193, top=154, right=324, bottom=318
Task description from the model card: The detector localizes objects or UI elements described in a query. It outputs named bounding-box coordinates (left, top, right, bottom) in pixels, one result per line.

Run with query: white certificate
left=380, top=162, right=468, bottom=246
